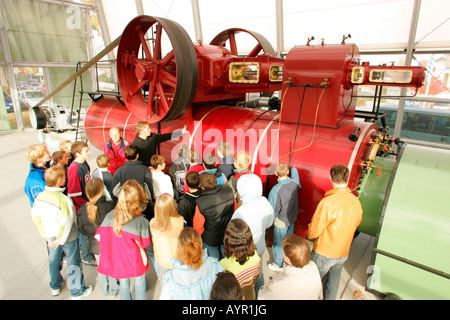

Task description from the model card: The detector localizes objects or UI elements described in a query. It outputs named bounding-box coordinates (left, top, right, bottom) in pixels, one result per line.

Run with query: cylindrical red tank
left=85, top=97, right=378, bottom=238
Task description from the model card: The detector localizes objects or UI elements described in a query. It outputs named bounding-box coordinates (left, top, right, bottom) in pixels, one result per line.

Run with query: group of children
left=24, top=123, right=363, bottom=301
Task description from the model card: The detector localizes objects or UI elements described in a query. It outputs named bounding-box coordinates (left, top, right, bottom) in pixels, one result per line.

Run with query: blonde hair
left=44, top=166, right=65, bottom=187
left=113, top=180, right=148, bottom=237
left=59, top=140, right=72, bottom=152
left=96, top=154, right=110, bottom=168
left=276, top=162, right=289, bottom=177
left=135, top=121, right=149, bottom=135
left=234, top=151, right=250, bottom=169
left=176, top=227, right=203, bottom=270
left=152, top=193, right=180, bottom=232
left=26, top=144, right=48, bottom=164
left=85, top=178, right=104, bottom=226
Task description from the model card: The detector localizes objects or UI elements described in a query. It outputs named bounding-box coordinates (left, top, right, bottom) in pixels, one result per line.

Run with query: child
left=159, top=227, right=225, bottom=300
left=67, top=141, right=95, bottom=265
left=220, top=219, right=261, bottom=300
left=51, top=150, right=69, bottom=168
left=149, top=194, right=184, bottom=280
left=92, top=154, right=115, bottom=202
left=59, top=140, right=73, bottom=167
left=95, top=180, right=151, bottom=300
left=51, top=150, right=70, bottom=194
left=199, top=152, right=227, bottom=186
left=112, top=145, right=155, bottom=219
left=216, top=141, right=235, bottom=179
left=169, top=144, right=190, bottom=199
left=25, top=143, right=51, bottom=206
left=210, top=270, right=243, bottom=300
left=193, top=172, right=235, bottom=261
left=176, top=171, right=201, bottom=227
left=182, top=148, right=203, bottom=193
left=257, top=234, right=322, bottom=300
left=67, top=141, right=91, bottom=212
left=76, top=178, right=118, bottom=298
left=31, top=166, right=93, bottom=299
left=228, top=151, right=251, bottom=205
left=267, top=162, right=301, bottom=272
left=104, top=127, right=128, bottom=175
left=150, top=154, right=174, bottom=199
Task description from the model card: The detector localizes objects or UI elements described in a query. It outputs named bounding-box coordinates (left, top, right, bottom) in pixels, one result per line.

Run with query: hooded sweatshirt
left=231, top=174, right=274, bottom=256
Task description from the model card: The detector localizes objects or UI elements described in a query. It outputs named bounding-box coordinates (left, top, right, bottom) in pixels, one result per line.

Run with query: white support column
left=135, top=0, right=145, bottom=15
left=0, top=7, right=23, bottom=131
left=191, top=0, right=203, bottom=43
left=394, top=0, right=421, bottom=139
left=275, top=0, right=284, bottom=58
left=96, top=0, right=118, bottom=88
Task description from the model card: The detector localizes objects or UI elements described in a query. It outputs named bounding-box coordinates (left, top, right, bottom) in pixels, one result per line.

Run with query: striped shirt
left=220, top=252, right=261, bottom=286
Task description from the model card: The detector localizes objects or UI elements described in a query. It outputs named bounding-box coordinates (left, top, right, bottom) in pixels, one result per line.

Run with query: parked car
left=28, top=82, right=42, bottom=90
left=3, top=91, right=13, bottom=112
left=18, top=90, right=48, bottom=110
left=16, top=81, right=28, bottom=90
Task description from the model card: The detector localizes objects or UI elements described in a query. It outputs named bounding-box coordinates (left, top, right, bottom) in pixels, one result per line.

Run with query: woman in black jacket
left=77, top=178, right=119, bottom=297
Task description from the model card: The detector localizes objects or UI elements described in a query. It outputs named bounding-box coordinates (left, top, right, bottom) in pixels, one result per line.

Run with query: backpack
left=174, top=159, right=190, bottom=194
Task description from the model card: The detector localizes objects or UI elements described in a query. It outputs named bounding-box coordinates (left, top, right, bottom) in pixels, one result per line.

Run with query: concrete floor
left=0, top=128, right=380, bottom=300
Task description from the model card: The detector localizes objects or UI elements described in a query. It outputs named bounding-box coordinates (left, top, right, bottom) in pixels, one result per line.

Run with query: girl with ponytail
left=159, top=227, right=225, bottom=300
left=77, top=178, right=118, bottom=297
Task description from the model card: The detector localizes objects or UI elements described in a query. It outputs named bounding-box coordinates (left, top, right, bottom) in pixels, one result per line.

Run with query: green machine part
left=364, top=144, right=450, bottom=299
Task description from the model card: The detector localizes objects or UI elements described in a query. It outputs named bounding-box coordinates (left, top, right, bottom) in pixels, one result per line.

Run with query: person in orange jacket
left=307, top=164, right=363, bottom=300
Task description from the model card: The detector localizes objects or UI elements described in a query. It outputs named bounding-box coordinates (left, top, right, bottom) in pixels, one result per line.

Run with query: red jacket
left=104, top=138, right=128, bottom=175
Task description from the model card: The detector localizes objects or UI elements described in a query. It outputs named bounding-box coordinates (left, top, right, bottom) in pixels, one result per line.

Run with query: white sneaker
left=268, top=262, right=283, bottom=272
left=51, top=288, right=61, bottom=296
left=72, top=285, right=94, bottom=300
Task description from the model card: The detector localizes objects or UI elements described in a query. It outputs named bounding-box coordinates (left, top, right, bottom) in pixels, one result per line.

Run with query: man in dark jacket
left=193, top=172, right=236, bottom=260
left=132, top=121, right=188, bottom=167
left=112, top=144, right=155, bottom=219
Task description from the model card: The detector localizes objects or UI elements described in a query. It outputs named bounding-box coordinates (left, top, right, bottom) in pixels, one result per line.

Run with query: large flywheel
left=210, top=28, right=276, bottom=57
left=117, top=15, right=198, bottom=122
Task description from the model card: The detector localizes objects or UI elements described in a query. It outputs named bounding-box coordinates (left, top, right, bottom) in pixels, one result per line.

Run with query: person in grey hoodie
left=231, top=173, right=274, bottom=297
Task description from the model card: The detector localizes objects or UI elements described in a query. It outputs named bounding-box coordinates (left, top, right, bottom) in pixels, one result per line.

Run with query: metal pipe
left=191, top=0, right=203, bottom=43
left=394, top=0, right=421, bottom=140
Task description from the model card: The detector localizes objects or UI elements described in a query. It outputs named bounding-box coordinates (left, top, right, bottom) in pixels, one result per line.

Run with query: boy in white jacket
left=31, top=166, right=93, bottom=299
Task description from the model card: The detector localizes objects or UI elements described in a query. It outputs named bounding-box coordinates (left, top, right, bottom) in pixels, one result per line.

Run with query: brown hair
left=223, top=219, right=257, bottom=265
left=113, top=180, right=148, bottom=236
left=210, top=270, right=243, bottom=300
left=282, top=234, right=311, bottom=268
left=176, top=227, right=203, bottom=270
left=202, top=152, right=216, bottom=169
left=152, top=193, right=180, bottom=232
left=185, top=171, right=200, bottom=189
left=151, top=154, right=165, bottom=168
left=71, top=141, right=88, bottom=157
left=124, top=144, right=139, bottom=160
left=44, top=166, right=65, bottom=187
left=330, top=164, right=349, bottom=184
left=51, top=150, right=66, bottom=164
left=199, top=172, right=217, bottom=191
left=85, top=178, right=104, bottom=226
left=96, top=154, right=110, bottom=168
left=216, top=141, right=231, bottom=157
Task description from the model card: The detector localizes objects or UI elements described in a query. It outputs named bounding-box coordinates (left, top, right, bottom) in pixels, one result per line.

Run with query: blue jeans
left=119, top=274, right=147, bottom=300
left=310, top=250, right=348, bottom=300
left=47, top=238, right=88, bottom=298
left=79, top=233, right=95, bottom=263
left=203, top=242, right=224, bottom=261
left=95, top=254, right=119, bottom=297
left=272, top=224, right=294, bottom=267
